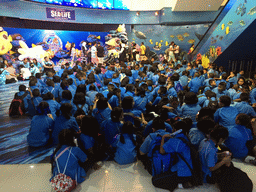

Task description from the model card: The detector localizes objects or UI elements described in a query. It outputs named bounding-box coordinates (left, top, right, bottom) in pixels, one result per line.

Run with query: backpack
left=27, top=97, right=37, bottom=117
left=208, top=98, right=219, bottom=111
left=50, top=147, right=77, bottom=192
left=176, top=137, right=203, bottom=187
left=148, top=134, right=177, bottom=176
left=9, top=92, right=28, bottom=117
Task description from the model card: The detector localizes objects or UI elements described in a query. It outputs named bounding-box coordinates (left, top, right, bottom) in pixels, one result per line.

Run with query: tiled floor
left=0, top=158, right=256, bottom=192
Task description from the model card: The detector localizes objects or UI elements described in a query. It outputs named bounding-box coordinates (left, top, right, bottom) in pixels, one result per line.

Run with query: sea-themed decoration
left=195, top=32, right=204, bottom=40
left=87, top=35, right=101, bottom=43
left=183, top=33, right=190, bottom=37
left=170, top=35, right=175, bottom=38
left=227, top=21, right=233, bottom=25
left=155, top=42, right=159, bottom=45
left=165, top=41, right=169, bottom=46
left=177, top=35, right=184, bottom=41
left=226, top=26, right=230, bottom=35
left=211, top=39, right=217, bottom=44
left=239, top=20, right=246, bottom=26
left=153, top=45, right=161, bottom=51
left=0, top=27, right=13, bottom=55
left=133, top=29, right=147, bottom=39
left=160, top=40, right=163, bottom=43
left=221, top=24, right=225, bottom=30
left=159, top=43, right=162, bottom=47
left=216, top=46, right=222, bottom=56
left=248, top=6, right=256, bottom=15
left=236, top=3, right=243, bottom=15
left=188, top=39, right=195, bottom=44
left=240, top=4, right=246, bottom=16
left=219, top=36, right=224, bottom=40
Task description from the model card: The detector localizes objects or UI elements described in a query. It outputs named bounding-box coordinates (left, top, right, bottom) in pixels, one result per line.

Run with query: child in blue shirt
left=199, top=125, right=231, bottom=184
left=0, top=63, right=10, bottom=85
left=233, top=93, right=256, bottom=117
left=27, top=101, right=54, bottom=147
left=73, top=92, right=89, bottom=116
left=52, top=103, right=80, bottom=145
left=214, top=95, right=239, bottom=128
left=43, top=92, right=61, bottom=119
left=111, top=121, right=138, bottom=165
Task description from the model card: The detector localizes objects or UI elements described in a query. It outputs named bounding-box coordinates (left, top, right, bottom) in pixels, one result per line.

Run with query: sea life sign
left=46, top=8, right=75, bottom=20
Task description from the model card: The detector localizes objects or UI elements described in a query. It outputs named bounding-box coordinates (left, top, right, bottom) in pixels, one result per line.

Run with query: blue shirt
left=214, top=106, right=239, bottom=128
left=111, top=134, right=137, bottom=165
left=199, top=139, right=218, bottom=183
left=224, top=124, right=253, bottom=159
left=92, top=108, right=112, bottom=126
left=134, top=96, right=149, bottom=113
left=108, top=95, right=120, bottom=109
left=212, top=87, right=230, bottom=100
left=52, top=116, right=79, bottom=145
left=45, top=100, right=61, bottom=119
left=0, top=69, right=9, bottom=85
left=188, top=77, right=202, bottom=94
left=163, top=133, right=193, bottom=177
left=27, top=115, right=54, bottom=147
left=188, top=128, right=206, bottom=150
left=51, top=146, right=87, bottom=183
left=73, top=104, right=89, bottom=115
left=179, top=75, right=189, bottom=87
left=101, top=118, right=123, bottom=144
left=140, top=129, right=170, bottom=154
left=143, top=121, right=172, bottom=138
left=233, top=101, right=256, bottom=117
left=250, top=88, right=256, bottom=104
left=78, top=134, right=95, bottom=151
left=181, top=104, right=201, bottom=123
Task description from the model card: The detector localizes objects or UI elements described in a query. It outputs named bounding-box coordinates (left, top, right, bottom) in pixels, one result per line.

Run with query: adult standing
left=97, top=42, right=104, bottom=65
left=188, top=44, right=195, bottom=63
left=174, top=44, right=180, bottom=60
left=140, top=42, right=146, bottom=56
left=91, top=42, right=98, bottom=65
left=168, top=42, right=176, bottom=62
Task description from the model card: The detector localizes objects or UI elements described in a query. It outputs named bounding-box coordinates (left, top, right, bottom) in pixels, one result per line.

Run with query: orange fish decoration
left=216, top=46, right=222, bottom=56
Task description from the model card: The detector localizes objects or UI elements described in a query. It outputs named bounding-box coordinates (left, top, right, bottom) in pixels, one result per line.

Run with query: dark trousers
left=6, top=78, right=17, bottom=84
left=152, top=171, right=192, bottom=192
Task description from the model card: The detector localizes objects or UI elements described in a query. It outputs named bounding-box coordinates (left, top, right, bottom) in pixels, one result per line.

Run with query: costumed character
left=0, top=27, right=13, bottom=55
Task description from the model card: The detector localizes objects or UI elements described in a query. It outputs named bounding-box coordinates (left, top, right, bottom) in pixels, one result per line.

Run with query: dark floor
left=0, top=82, right=53, bottom=164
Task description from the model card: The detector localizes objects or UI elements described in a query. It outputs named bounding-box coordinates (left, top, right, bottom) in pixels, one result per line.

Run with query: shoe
left=249, top=159, right=256, bottom=166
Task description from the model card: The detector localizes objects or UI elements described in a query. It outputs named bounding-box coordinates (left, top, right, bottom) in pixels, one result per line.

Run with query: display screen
left=28, top=0, right=129, bottom=10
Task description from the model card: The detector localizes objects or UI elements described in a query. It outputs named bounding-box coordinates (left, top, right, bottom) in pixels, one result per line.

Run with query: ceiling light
left=136, top=11, right=140, bottom=16
left=155, top=11, right=159, bottom=16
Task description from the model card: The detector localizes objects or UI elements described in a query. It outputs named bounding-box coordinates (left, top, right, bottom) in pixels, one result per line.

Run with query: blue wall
left=0, top=0, right=221, bottom=25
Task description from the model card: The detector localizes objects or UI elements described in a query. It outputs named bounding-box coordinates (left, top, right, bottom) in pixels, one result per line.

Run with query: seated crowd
left=5, top=56, right=256, bottom=192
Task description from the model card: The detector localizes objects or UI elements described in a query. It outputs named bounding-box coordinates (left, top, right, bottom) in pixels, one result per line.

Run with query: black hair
left=197, top=107, right=215, bottom=121
left=19, top=84, right=26, bottom=92
left=35, top=73, right=42, bottom=79
left=111, top=107, right=123, bottom=122
left=60, top=80, right=69, bottom=90
left=43, top=92, right=54, bottom=100
left=62, top=90, right=72, bottom=100
left=32, top=89, right=40, bottom=97
left=240, top=93, right=249, bottom=101
left=158, top=86, right=167, bottom=95
left=76, top=84, right=87, bottom=95
left=53, top=76, right=61, bottom=83
left=170, top=73, right=180, bottom=81
left=73, top=92, right=86, bottom=105
left=67, top=78, right=73, bottom=86
left=96, top=97, right=108, bottom=109
left=29, top=79, right=37, bottom=87
left=236, top=113, right=252, bottom=129
left=60, top=103, right=72, bottom=120
left=80, top=115, right=100, bottom=139
left=219, top=95, right=231, bottom=107
left=122, top=96, right=134, bottom=110
left=36, top=101, right=50, bottom=115
left=184, top=92, right=198, bottom=105
left=46, top=79, right=55, bottom=87
left=152, top=117, right=165, bottom=130
left=120, top=121, right=136, bottom=146
left=89, top=84, right=96, bottom=91
left=197, top=117, right=215, bottom=135
left=210, top=125, right=229, bottom=144
left=121, top=77, right=129, bottom=87
left=172, top=120, right=190, bottom=135
left=125, top=84, right=134, bottom=92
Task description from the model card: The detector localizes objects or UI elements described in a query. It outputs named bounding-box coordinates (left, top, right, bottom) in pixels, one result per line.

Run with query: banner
left=46, top=7, right=75, bottom=20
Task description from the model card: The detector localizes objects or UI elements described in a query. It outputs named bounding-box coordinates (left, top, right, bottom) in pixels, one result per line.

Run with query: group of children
left=8, top=57, right=256, bottom=192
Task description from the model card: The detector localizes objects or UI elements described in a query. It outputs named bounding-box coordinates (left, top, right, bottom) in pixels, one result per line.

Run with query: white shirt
left=91, top=46, right=97, bottom=58
left=174, top=46, right=179, bottom=54
left=20, top=68, right=31, bottom=80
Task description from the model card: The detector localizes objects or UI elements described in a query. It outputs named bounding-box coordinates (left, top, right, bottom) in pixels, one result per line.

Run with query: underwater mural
left=196, top=0, right=256, bottom=66
left=0, top=27, right=107, bottom=62
left=126, top=24, right=210, bottom=56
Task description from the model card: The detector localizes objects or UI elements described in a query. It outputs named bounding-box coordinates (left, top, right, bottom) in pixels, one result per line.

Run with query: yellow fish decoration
left=132, top=38, right=135, bottom=40
left=188, top=39, right=195, bottom=44
left=156, top=42, right=159, bottom=45
left=170, top=35, right=175, bottom=38
left=183, top=33, right=190, bottom=37
left=160, top=40, right=163, bottom=43
left=165, top=41, right=169, bottom=46
left=150, top=39, right=152, bottom=42
left=159, top=43, right=162, bottom=47
left=221, top=24, right=225, bottom=30
left=150, top=42, right=153, bottom=44
left=96, top=36, right=101, bottom=40
left=226, top=26, right=230, bottom=35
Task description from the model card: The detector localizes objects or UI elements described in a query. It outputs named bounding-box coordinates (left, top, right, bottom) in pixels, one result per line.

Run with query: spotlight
left=155, top=11, right=159, bottom=16
left=136, top=11, right=140, bottom=16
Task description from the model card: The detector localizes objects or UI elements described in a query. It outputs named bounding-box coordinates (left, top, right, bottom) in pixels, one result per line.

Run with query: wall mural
left=196, top=0, right=256, bottom=67
left=0, top=27, right=107, bottom=63
left=126, top=24, right=211, bottom=57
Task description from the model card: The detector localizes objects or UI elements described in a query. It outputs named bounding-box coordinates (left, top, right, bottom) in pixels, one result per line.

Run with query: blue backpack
left=148, top=134, right=177, bottom=176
